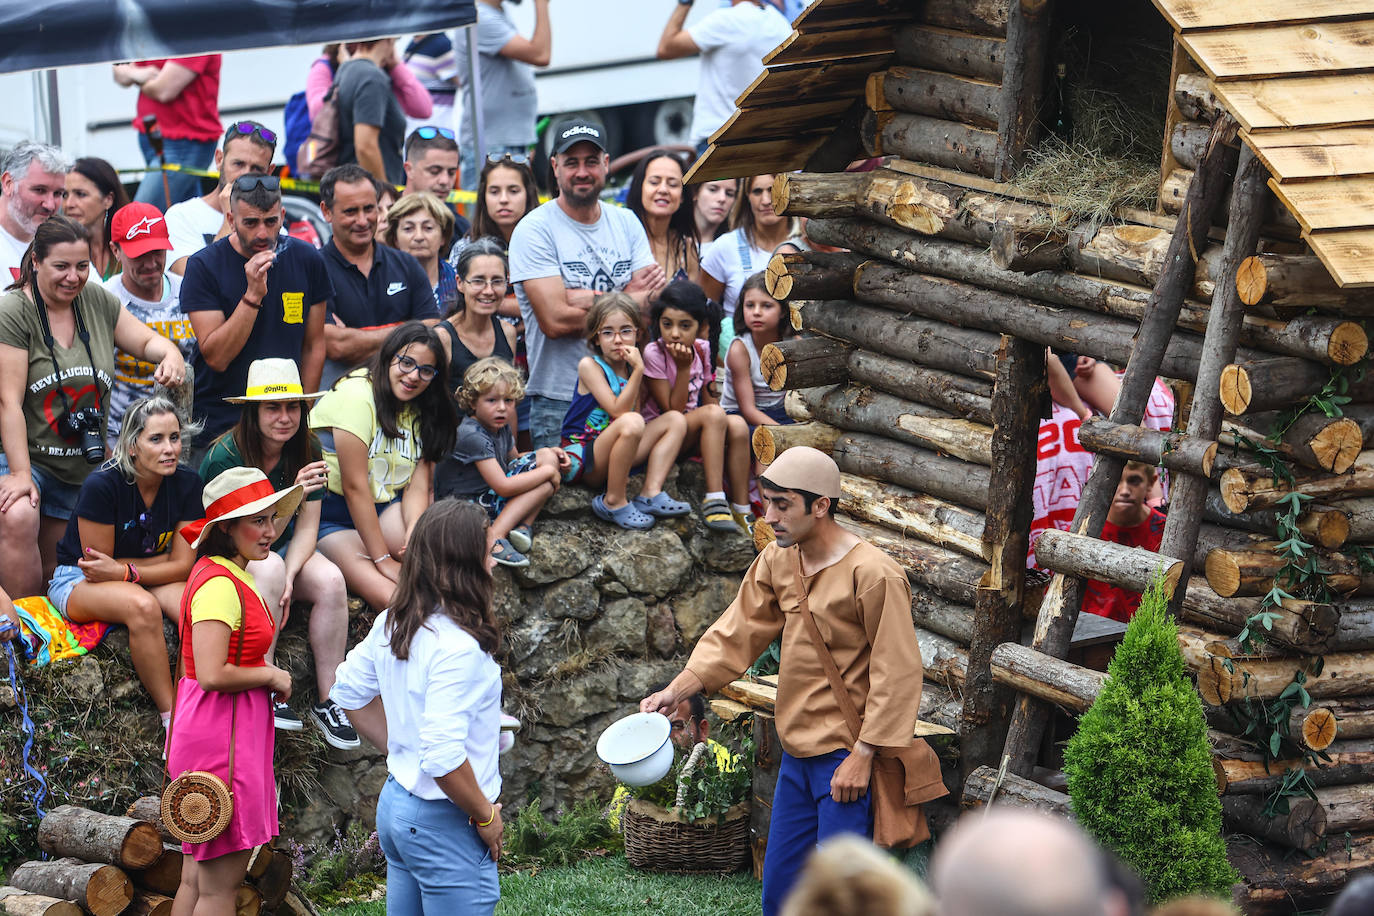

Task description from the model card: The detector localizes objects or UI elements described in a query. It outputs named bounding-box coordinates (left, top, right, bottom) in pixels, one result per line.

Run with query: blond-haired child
left=435, top=357, right=569, bottom=567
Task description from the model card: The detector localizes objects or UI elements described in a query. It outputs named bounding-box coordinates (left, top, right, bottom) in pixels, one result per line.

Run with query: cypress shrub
left=1063, top=578, right=1238, bottom=903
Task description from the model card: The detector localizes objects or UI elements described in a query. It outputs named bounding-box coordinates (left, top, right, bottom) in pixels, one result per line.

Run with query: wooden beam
left=1181, top=21, right=1374, bottom=82
left=961, top=336, right=1046, bottom=778
left=1213, top=73, right=1374, bottom=131
left=1153, top=0, right=1374, bottom=32
left=1161, top=145, right=1271, bottom=607
left=994, top=0, right=1053, bottom=180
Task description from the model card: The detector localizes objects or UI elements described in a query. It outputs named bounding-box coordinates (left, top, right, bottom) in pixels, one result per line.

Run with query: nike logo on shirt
left=387, top=282, right=406, bottom=296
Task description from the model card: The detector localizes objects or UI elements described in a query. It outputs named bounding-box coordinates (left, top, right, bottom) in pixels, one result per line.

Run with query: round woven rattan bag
left=161, top=772, right=234, bottom=844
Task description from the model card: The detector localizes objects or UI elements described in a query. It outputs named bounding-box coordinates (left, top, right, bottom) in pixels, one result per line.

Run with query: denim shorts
left=48, top=564, right=86, bottom=614
left=317, top=492, right=400, bottom=541
left=0, top=452, right=82, bottom=521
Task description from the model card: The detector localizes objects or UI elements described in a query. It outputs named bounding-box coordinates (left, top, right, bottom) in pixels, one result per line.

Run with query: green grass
left=323, top=855, right=760, bottom=916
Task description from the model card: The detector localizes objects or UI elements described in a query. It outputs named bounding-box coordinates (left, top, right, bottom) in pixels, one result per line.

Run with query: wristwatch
left=678, top=0, right=693, bottom=6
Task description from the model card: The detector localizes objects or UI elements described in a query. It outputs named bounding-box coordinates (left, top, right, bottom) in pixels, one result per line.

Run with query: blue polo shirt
left=181, top=236, right=333, bottom=441
left=320, top=240, right=440, bottom=387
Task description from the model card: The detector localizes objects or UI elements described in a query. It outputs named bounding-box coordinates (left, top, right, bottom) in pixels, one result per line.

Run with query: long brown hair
left=7, top=215, right=88, bottom=292
left=730, top=173, right=798, bottom=250
left=387, top=500, right=499, bottom=659
left=220, top=400, right=321, bottom=485
left=367, top=321, right=457, bottom=461
left=469, top=158, right=538, bottom=243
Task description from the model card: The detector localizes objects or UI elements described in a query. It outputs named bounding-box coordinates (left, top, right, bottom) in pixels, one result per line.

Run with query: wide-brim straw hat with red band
left=224, top=358, right=326, bottom=404
left=181, top=466, right=305, bottom=548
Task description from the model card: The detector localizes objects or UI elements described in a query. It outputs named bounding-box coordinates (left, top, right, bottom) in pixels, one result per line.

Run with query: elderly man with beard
left=179, top=176, right=330, bottom=455
left=0, top=142, right=71, bottom=281
left=165, top=119, right=275, bottom=275
left=508, top=119, right=664, bottom=448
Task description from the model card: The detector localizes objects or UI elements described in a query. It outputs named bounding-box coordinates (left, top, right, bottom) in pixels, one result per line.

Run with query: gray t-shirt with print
left=508, top=201, right=654, bottom=401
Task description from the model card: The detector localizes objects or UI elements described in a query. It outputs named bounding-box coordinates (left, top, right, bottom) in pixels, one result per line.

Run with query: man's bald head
left=931, top=810, right=1125, bottom=916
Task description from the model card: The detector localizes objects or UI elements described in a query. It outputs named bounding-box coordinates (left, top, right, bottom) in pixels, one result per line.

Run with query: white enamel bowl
left=596, top=712, right=674, bottom=786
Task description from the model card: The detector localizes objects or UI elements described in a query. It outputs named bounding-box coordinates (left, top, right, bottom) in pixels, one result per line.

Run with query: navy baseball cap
left=552, top=119, right=608, bottom=155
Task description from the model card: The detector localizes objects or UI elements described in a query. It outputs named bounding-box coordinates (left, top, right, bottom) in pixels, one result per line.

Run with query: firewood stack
left=0, top=803, right=314, bottom=916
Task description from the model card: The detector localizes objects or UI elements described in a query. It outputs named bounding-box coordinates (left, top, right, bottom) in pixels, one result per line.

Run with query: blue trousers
left=375, top=776, right=499, bottom=915
left=762, top=750, right=872, bottom=916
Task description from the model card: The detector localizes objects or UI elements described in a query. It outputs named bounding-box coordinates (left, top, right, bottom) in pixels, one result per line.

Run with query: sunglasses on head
left=226, top=121, right=277, bottom=146
left=234, top=174, right=281, bottom=193
left=415, top=126, right=455, bottom=141
left=487, top=152, right=530, bottom=166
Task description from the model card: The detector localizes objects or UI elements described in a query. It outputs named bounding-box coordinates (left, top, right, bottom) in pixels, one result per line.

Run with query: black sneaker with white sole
left=273, top=700, right=304, bottom=731
left=311, top=700, right=361, bottom=749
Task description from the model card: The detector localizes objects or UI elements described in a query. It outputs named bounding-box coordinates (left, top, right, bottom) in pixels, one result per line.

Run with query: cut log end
left=1303, top=508, right=1351, bottom=551
left=1218, top=364, right=1252, bottom=417
left=770, top=174, right=793, bottom=216
left=1329, top=321, right=1370, bottom=366
left=1219, top=467, right=1252, bottom=514
left=1303, top=708, right=1338, bottom=751
left=1311, top=417, right=1362, bottom=475
left=751, top=420, right=841, bottom=466
left=1203, top=548, right=1243, bottom=598
left=1236, top=255, right=1267, bottom=306
left=764, top=253, right=793, bottom=301
left=760, top=343, right=786, bottom=391
left=1197, top=658, right=1233, bottom=706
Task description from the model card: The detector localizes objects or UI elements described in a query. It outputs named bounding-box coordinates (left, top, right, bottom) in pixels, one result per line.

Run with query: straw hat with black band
left=180, top=467, right=306, bottom=549
left=223, top=358, right=326, bottom=405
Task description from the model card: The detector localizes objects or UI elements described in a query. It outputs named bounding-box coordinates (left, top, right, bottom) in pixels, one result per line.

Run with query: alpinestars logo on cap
left=125, top=216, right=163, bottom=240
left=561, top=125, right=601, bottom=141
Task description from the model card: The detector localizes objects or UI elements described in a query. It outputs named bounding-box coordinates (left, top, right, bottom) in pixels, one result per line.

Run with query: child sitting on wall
left=435, top=357, right=568, bottom=567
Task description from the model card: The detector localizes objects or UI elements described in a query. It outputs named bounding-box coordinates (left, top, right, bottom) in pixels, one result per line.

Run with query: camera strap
left=30, top=282, right=104, bottom=418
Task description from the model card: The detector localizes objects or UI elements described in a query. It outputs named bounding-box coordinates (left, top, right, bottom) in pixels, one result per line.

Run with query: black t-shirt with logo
left=319, top=240, right=439, bottom=387
left=181, top=236, right=333, bottom=441
left=55, top=465, right=204, bottom=566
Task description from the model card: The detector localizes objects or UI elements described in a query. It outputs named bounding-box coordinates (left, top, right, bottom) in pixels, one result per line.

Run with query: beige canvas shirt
left=686, top=539, right=924, bottom=758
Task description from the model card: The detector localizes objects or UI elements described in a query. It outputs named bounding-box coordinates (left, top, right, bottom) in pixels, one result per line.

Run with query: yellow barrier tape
left=117, top=163, right=491, bottom=204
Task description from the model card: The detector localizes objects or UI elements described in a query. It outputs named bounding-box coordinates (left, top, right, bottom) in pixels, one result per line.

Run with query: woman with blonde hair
left=48, top=395, right=202, bottom=726
left=385, top=192, right=458, bottom=314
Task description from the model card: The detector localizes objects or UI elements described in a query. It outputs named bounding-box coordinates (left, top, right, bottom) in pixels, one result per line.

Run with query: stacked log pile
left=0, top=803, right=314, bottom=916
left=762, top=146, right=1374, bottom=908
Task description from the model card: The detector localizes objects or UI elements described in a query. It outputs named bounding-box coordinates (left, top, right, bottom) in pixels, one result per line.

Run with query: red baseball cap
left=111, top=202, right=173, bottom=258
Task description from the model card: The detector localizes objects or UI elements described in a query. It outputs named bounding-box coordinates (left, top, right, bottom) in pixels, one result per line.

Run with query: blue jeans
left=762, top=750, right=872, bottom=916
left=376, top=776, right=499, bottom=916
left=528, top=395, right=570, bottom=450
left=460, top=144, right=533, bottom=192
left=135, top=134, right=216, bottom=210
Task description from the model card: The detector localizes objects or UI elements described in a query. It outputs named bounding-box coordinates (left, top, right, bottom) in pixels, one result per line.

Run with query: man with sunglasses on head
left=317, top=164, right=440, bottom=389
left=179, top=174, right=331, bottom=457
left=165, top=120, right=276, bottom=276
left=401, top=126, right=470, bottom=253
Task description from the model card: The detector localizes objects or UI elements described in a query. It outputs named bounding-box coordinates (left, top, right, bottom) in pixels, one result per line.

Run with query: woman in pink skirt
left=166, top=466, right=304, bottom=916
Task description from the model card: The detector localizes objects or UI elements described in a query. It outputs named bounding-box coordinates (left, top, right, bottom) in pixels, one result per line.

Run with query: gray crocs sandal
left=633, top=490, right=691, bottom=518
left=593, top=494, right=655, bottom=530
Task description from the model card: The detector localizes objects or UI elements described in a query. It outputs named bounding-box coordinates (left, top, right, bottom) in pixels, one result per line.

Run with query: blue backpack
left=283, top=57, right=331, bottom=175
left=282, top=90, right=312, bottom=178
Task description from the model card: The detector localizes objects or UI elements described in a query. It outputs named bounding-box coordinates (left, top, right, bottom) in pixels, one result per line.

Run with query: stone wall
left=2, top=466, right=754, bottom=854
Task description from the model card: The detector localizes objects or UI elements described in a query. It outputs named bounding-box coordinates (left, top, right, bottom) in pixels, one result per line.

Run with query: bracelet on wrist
left=242, top=296, right=262, bottom=310
left=476, top=804, right=496, bottom=827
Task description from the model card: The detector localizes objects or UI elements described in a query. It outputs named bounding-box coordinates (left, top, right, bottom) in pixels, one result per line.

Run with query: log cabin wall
left=694, top=0, right=1374, bottom=908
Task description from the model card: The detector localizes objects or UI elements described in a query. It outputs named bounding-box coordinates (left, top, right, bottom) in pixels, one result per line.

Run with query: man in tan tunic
left=642, top=447, right=943, bottom=915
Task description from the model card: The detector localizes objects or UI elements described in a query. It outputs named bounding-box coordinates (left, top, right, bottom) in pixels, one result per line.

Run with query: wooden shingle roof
left=1151, top=0, right=1374, bottom=287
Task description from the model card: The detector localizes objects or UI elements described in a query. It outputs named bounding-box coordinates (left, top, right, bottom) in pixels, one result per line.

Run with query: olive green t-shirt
left=0, top=285, right=120, bottom=485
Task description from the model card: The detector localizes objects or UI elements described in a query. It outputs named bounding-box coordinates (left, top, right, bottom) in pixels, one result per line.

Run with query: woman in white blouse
left=331, top=499, right=503, bottom=915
